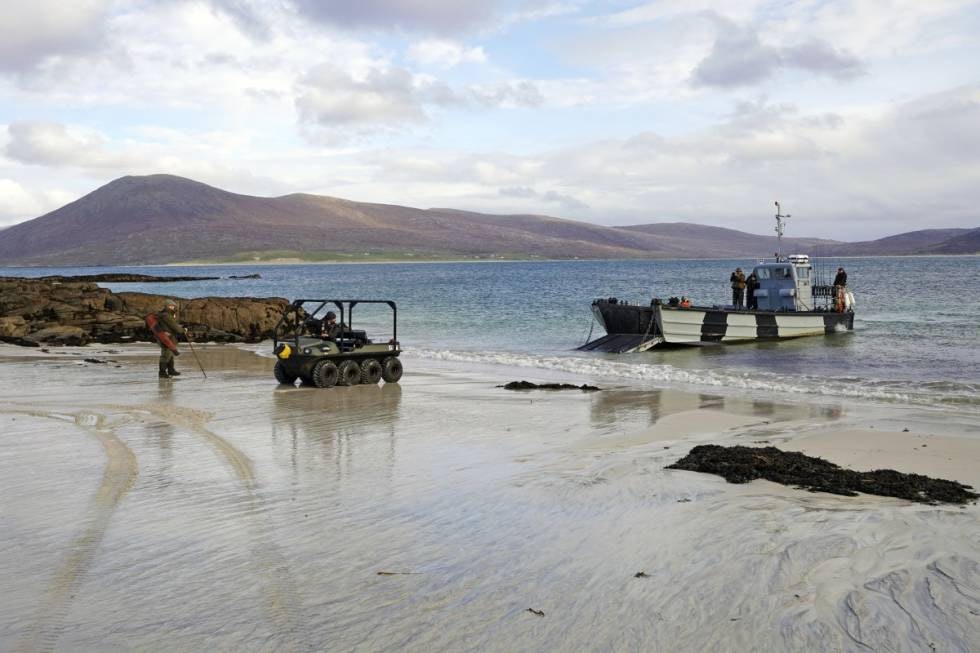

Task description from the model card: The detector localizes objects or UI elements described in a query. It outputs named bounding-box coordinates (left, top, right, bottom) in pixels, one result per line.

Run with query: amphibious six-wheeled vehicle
left=272, top=299, right=402, bottom=388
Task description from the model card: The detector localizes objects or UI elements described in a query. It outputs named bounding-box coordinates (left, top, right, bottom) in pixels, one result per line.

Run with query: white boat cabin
left=752, top=254, right=813, bottom=311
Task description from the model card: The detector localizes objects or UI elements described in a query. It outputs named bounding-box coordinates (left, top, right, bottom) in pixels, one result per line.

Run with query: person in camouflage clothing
left=156, top=299, right=187, bottom=378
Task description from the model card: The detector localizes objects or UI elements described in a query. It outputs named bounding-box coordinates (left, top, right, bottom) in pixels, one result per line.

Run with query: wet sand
left=1, top=344, right=978, bottom=651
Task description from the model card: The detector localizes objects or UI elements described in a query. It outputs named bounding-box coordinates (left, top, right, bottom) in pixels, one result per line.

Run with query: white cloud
left=598, top=0, right=764, bottom=27
left=800, top=0, right=977, bottom=58
left=408, top=39, right=487, bottom=68
left=0, top=178, right=73, bottom=226
left=316, top=85, right=980, bottom=238
left=295, top=64, right=456, bottom=133
left=290, top=0, right=500, bottom=33
left=5, top=121, right=141, bottom=169
left=691, top=17, right=864, bottom=87
left=294, top=62, right=544, bottom=140
left=0, top=0, right=110, bottom=71
left=499, top=185, right=588, bottom=211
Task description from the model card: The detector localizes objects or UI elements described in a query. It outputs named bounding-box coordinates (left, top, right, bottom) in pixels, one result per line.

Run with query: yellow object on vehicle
left=276, top=343, right=292, bottom=359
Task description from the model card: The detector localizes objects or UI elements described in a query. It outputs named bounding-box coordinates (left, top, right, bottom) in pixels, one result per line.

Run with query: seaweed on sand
left=498, top=381, right=600, bottom=391
left=667, top=445, right=978, bottom=505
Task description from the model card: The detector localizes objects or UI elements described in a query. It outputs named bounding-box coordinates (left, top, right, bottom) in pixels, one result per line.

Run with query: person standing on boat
left=730, top=268, right=746, bottom=309
left=833, top=267, right=848, bottom=312
left=746, top=272, right=759, bottom=310
left=833, top=267, right=847, bottom=288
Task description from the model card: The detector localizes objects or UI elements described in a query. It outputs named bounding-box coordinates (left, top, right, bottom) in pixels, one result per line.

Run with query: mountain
left=0, top=175, right=976, bottom=265
left=818, top=228, right=973, bottom=256
left=920, top=228, right=980, bottom=254
left=619, top=222, right=839, bottom=258
left=0, top=175, right=669, bottom=265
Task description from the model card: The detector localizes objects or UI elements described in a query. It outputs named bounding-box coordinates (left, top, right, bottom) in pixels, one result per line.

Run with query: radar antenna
left=774, top=201, right=790, bottom=260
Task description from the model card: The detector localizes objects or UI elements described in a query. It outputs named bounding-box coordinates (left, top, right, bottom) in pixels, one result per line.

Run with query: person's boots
left=159, top=363, right=170, bottom=378
left=167, top=363, right=181, bottom=377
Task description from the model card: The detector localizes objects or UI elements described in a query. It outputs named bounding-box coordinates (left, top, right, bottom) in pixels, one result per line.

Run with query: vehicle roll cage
left=273, top=299, right=398, bottom=348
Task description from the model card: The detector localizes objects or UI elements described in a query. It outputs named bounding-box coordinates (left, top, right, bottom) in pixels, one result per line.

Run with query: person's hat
left=164, top=298, right=178, bottom=308
left=325, top=311, right=336, bottom=320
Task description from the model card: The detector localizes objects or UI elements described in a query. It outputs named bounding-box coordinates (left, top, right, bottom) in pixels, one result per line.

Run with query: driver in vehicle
left=320, top=311, right=345, bottom=340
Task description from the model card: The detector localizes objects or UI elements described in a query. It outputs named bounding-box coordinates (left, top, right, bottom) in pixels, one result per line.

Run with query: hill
left=921, top=228, right=980, bottom=255
left=0, top=175, right=668, bottom=265
left=619, top=222, right=838, bottom=258
left=0, top=175, right=976, bottom=265
left=818, top=228, right=973, bottom=256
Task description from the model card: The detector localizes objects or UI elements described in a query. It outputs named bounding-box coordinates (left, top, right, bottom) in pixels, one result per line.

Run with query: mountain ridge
left=0, top=174, right=975, bottom=265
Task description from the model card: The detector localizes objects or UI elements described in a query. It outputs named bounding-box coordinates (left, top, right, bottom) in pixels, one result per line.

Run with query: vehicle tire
left=337, top=359, right=361, bottom=386
left=312, top=360, right=339, bottom=388
left=360, top=358, right=382, bottom=385
left=381, top=356, right=403, bottom=383
left=274, top=361, right=297, bottom=385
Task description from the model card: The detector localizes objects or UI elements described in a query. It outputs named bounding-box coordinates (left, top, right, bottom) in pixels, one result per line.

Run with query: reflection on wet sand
left=589, top=387, right=843, bottom=434
left=270, top=383, right=403, bottom=481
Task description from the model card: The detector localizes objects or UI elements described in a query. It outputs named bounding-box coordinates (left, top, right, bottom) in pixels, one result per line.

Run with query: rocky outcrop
left=0, top=277, right=288, bottom=347
left=35, top=273, right=219, bottom=283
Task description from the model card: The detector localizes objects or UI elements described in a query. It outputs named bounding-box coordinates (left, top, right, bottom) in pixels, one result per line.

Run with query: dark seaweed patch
left=666, top=445, right=978, bottom=505
left=498, top=381, right=600, bottom=391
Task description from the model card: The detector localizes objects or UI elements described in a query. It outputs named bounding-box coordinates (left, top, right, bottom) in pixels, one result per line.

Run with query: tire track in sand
left=10, top=409, right=137, bottom=653
left=112, top=403, right=304, bottom=648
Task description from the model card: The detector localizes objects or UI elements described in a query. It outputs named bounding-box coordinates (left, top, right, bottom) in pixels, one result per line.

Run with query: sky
left=1, top=0, right=979, bottom=239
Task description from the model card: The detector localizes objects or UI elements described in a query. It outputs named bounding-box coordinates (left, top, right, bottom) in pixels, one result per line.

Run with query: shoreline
left=4, top=341, right=977, bottom=487
left=1, top=252, right=976, bottom=271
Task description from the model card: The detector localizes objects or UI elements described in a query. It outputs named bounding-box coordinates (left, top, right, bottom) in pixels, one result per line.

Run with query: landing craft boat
left=579, top=203, right=855, bottom=353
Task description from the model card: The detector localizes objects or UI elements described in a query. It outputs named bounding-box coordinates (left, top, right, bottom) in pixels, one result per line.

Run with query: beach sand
left=1, top=344, right=977, bottom=651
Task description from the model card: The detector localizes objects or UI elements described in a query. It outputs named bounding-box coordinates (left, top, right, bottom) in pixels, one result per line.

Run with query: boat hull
left=658, top=305, right=853, bottom=344
left=581, top=299, right=853, bottom=352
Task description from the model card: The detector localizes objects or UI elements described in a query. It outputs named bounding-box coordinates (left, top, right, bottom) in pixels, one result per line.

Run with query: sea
left=5, top=256, right=978, bottom=412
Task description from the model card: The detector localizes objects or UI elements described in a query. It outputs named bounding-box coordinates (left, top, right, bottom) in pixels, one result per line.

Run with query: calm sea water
left=4, top=257, right=978, bottom=410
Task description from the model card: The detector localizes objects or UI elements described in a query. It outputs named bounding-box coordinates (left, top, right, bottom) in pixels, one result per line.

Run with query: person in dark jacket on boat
left=746, top=272, right=759, bottom=310
left=730, top=268, right=746, bottom=308
left=156, top=299, right=186, bottom=378
left=833, top=268, right=848, bottom=312
left=833, top=267, right=847, bottom=288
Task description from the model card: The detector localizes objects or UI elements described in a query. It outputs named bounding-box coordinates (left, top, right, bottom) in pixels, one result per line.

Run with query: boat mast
left=774, top=201, right=790, bottom=261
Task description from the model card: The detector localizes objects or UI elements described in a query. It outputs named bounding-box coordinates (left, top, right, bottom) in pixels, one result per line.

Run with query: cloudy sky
left=1, top=0, right=978, bottom=239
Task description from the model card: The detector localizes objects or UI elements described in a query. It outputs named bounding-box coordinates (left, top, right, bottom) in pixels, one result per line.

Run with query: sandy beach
left=1, top=343, right=978, bottom=651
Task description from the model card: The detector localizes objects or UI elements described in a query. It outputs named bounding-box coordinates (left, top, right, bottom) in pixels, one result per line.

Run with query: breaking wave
left=408, top=348, right=979, bottom=412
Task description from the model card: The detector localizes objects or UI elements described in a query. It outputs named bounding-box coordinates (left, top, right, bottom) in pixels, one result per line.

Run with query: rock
left=0, top=316, right=29, bottom=338
left=117, top=292, right=287, bottom=343
left=0, top=276, right=289, bottom=347
left=37, top=273, right=218, bottom=283
left=28, top=326, right=89, bottom=346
